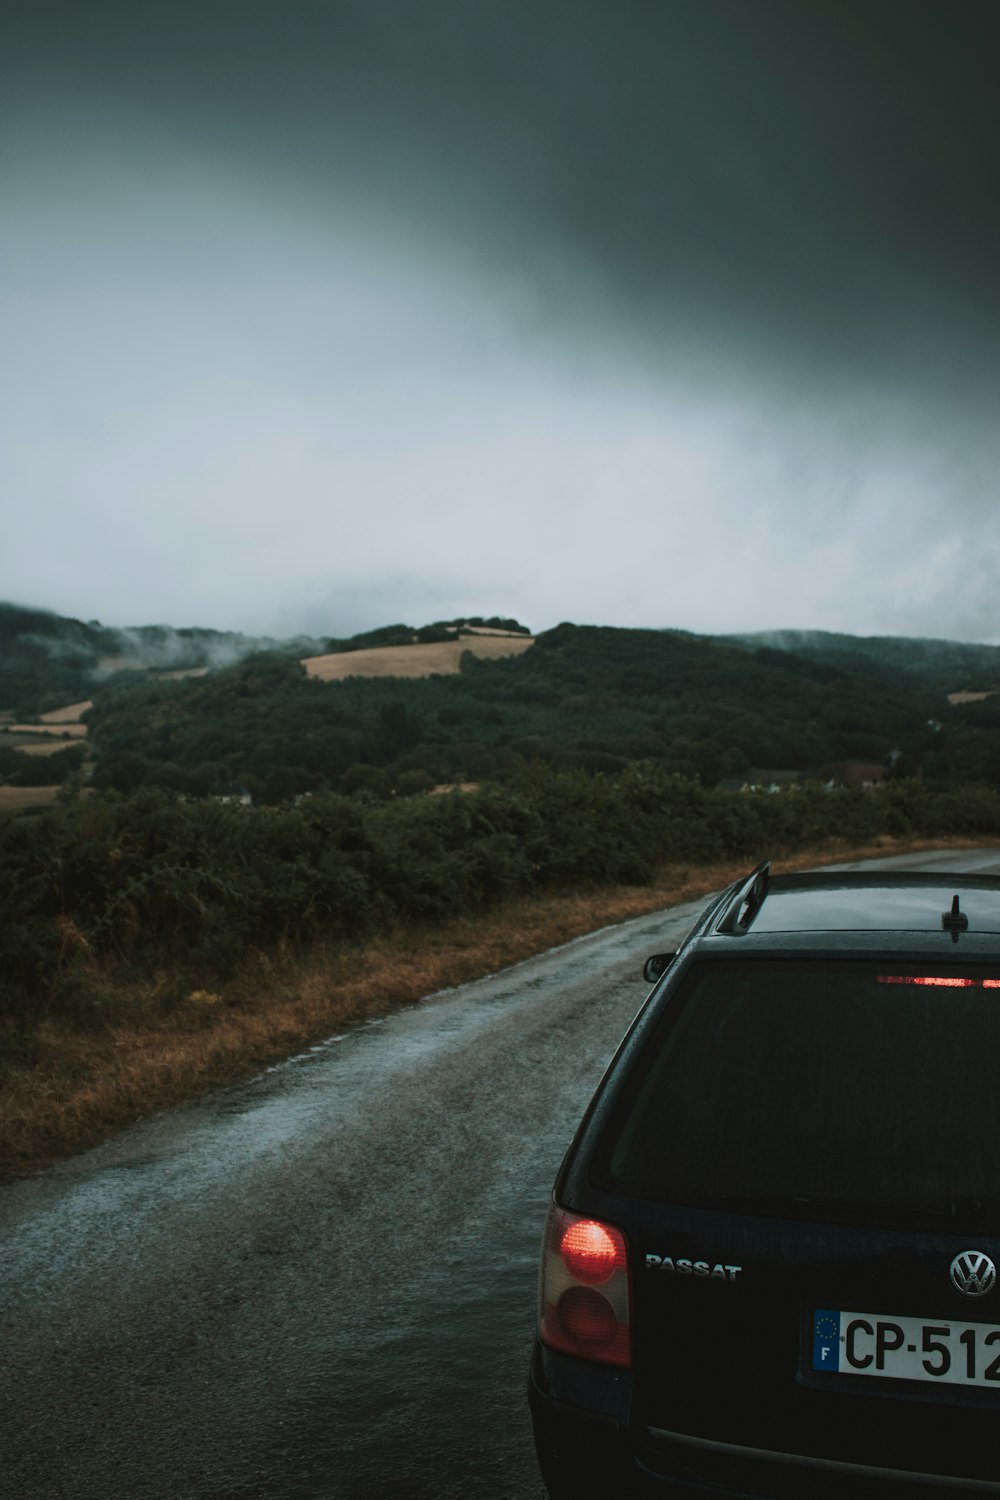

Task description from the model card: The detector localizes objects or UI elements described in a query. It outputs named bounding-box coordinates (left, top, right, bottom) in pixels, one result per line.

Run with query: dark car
left=529, top=861, right=1000, bottom=1497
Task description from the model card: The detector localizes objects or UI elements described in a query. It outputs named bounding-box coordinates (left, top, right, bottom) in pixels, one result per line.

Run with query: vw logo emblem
left=950, top=1251, right=997, bottom=1298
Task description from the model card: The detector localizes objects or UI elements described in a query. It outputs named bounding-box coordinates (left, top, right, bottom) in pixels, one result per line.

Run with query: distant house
left=212, top=785, right=253, bottom=806
left=717, top=772, right=804, bottom=794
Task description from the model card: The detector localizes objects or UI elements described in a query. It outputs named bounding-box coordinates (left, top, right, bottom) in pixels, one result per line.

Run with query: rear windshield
left=594, top=960, right=1000, bottom=1229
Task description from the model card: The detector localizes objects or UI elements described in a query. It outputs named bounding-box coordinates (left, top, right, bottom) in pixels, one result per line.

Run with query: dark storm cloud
left=2, top=1, right=999, bottom=641
left=7, top=0, right=998, bottom=384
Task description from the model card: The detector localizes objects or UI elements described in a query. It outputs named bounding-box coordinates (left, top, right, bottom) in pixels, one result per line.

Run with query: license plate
left=812, top=1309, right=1000, bottom=1389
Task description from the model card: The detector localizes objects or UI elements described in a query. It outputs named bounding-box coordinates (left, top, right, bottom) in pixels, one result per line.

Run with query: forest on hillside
left=4, top=606, right=1000, bottom=1025
left=0, top=602, right=323, bottom=715
left=724, top=629, right=1000, bottom=696
left=0, top=604, right=527, bottom=716
left=2, top=606, right=999, bottom=799
left=78, top=622, right=999, bottom=800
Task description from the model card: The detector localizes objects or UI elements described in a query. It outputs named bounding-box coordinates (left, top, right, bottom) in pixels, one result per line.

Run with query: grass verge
left=0, top=837, right=980, bottom=1182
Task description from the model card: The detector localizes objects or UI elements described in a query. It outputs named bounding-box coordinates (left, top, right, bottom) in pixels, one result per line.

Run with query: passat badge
left=644, top=1253, right=742, bottom=1282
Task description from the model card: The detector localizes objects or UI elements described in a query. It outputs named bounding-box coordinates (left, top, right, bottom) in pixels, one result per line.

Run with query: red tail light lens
left=538, top=1204, right=631, bottom=1368
left=877, top=975, right=1000, bottom=988
left=560, top=1218, right=623, bottom=1284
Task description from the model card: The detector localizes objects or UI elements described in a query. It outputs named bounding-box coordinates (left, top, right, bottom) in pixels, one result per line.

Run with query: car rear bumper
left=528, top=1343, right=645, bottom=1494
left=529, top=1343, right=734, bottom=1497
left=637, top=1428, right=1000, bottom=1499
left=529, top=1344, right=999, bottom=1499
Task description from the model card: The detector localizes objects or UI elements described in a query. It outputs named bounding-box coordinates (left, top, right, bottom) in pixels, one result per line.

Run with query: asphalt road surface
left=3, top=849, right=999, bottom=1499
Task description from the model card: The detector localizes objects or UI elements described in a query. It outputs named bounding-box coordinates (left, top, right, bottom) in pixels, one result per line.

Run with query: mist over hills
left=3, top=600, right=999, bottom=711
left=0, top=603, right=536, bottom=713
left=0, top=601, right=329, bottom=712
left=3, top=600, right=999, bottom=803
left=722, top=629, right=1000, bottom=696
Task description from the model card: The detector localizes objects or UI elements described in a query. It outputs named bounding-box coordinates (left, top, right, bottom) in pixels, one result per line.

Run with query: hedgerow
left=2, top=768, right=999, bottom=1024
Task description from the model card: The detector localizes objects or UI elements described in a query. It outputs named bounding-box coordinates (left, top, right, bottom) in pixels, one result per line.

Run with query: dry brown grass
left=8, top=722, right=88, bottom=738
left=302, top=634, right=535, bottom=680
left=0, top=836, right=978, bottom=1182
left=461, top=625, right=528, bottom=637
left=0, top=785, right=62, bottom=810
left=39, top=701, right=93, bottom=723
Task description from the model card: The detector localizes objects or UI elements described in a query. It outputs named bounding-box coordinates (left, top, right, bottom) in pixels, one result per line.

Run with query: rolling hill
left=3, top=603, right=999, bottom=803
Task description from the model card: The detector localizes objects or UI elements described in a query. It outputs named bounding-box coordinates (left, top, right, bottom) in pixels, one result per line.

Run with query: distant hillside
left=0, top=603, right=537, bottom=801
left=0, top=604, right=531, bottom=715
left=302, top=631, right=534, bottom=681
left=6, top=605, right=1000, bottom=803
left=77, top=619, right=983, bottom=802
left=322, top=616, right=530, bottom=653
left=0, top=602, right=325, bottom=716
left=722, top=629, right=1000, bottom=696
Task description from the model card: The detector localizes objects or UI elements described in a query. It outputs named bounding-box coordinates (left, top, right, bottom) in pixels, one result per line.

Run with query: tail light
left=877, top=975, right=1000, bottom=988
left=537, top=1202, right=631, bottom=1368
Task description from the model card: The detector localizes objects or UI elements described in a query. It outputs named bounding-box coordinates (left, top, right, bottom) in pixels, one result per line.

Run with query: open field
left=8, top=722, right=88, bottom=737
left=0, top=836, right=976, bottom=1181
left=302, top=633, right=535, bottom=680
left=1, top=692, right=91, bottom=792
left=461, top=624, right=529, bottom=637
left=0, top=785, right=62, bottom=810
left=40, top=701, right=92, bottom=723
left=1, top=703, right=90, bottom=769
left=4, top=739, right=85, bottom=757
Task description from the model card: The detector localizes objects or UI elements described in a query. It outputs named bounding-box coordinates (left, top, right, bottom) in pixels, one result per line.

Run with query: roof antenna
left=942, top=894, right=969, bottom=943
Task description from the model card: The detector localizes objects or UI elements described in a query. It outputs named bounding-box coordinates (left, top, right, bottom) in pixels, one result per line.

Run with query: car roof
left=688, top=866, right=1000, bottom=956
left=751, top=872, right=1000, bottom=936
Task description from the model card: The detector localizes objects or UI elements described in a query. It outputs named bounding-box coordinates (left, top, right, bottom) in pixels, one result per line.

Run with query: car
left=529, top=860, right=1000, bottom=1497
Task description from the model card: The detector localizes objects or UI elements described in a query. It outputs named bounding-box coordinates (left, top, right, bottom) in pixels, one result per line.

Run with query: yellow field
left=0, top=785, right=61, bottom=809
left=9, top=722, right=88, bottom=737
left=3, top=694, right=90, bottom=768
left=6, top=739, right=84, bottom=757
left=460, top=624, right=529, bottom=637
left=40, top=701, right=92, bottom=723
left=302, top=634, right=534, bottom=681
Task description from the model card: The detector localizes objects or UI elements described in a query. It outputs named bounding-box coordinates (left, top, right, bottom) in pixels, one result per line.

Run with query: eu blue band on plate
left=812, top=1310, right=841, bottom=1372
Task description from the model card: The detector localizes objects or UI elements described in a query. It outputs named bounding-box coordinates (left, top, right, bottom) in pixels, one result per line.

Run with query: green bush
left=2, top=772, right=999, bottom=1025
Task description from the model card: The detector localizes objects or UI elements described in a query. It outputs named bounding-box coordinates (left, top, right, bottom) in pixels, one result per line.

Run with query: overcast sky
left=2, top=0, right=999, bottom=643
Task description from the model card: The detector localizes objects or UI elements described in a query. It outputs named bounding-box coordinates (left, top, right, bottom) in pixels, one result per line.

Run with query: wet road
left=2, top=849, right=998, bottom=1499
left=0, top=897, right=704, bottom=1499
